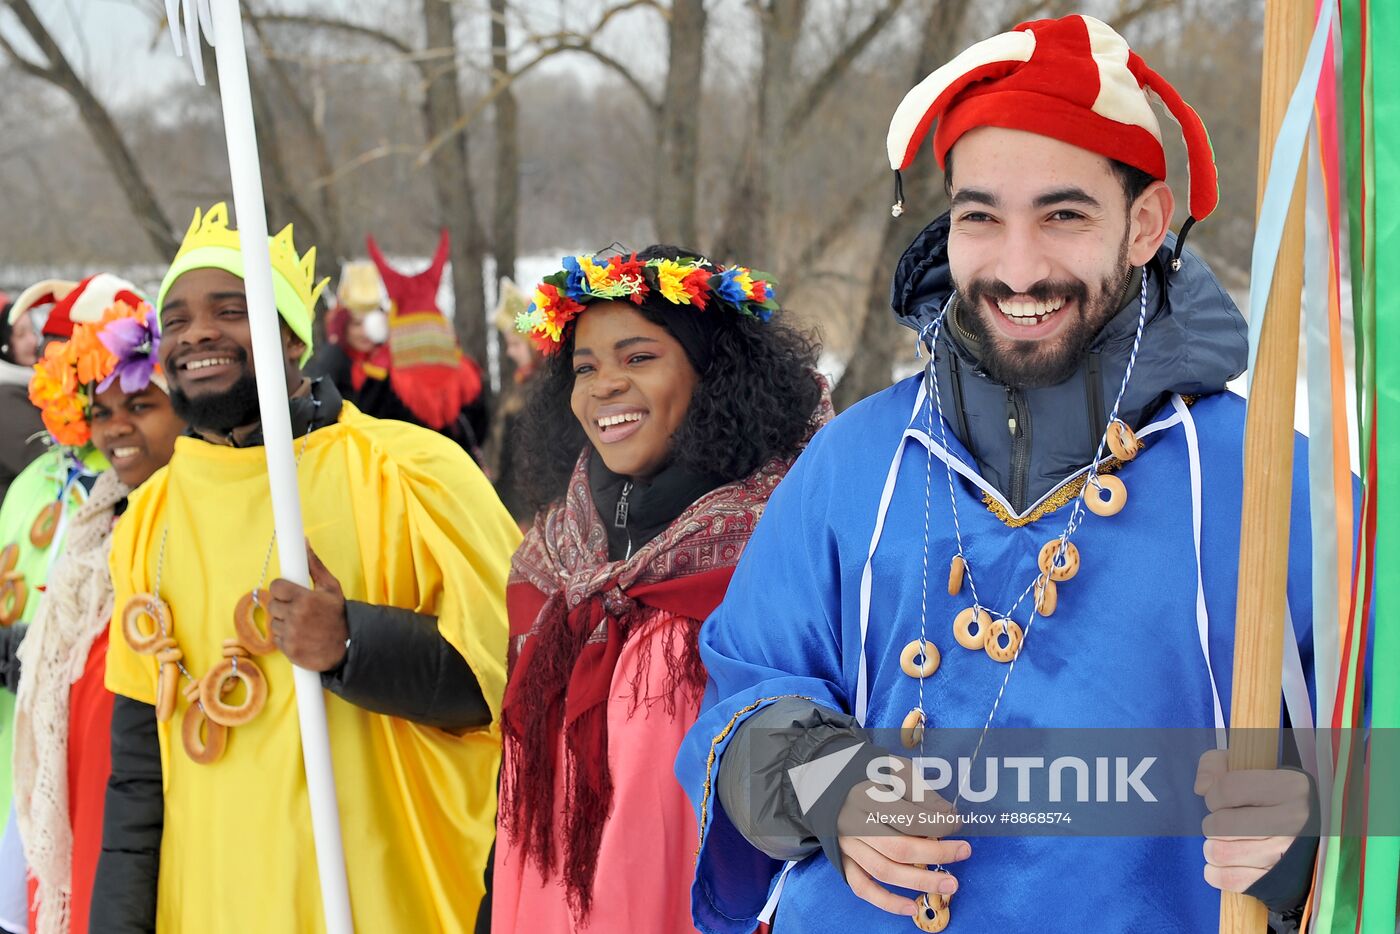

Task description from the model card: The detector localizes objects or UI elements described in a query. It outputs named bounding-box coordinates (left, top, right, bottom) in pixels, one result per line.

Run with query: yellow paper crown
left=170, top=203, right=329, bottom=313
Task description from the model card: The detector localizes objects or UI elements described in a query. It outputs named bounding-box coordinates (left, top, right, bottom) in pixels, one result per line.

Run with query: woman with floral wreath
left=492, top=244, right=829, bottom=932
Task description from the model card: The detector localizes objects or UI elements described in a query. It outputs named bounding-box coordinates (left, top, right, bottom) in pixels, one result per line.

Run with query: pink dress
left=493, top=610, right=702, bottom=933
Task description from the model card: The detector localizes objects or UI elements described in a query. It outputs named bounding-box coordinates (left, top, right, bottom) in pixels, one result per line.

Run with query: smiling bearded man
left=677, top=15, right=1324, bottom=934
left=93, top=204, right=520, bottom=934
left=945, top=136, right=1139, bottom=392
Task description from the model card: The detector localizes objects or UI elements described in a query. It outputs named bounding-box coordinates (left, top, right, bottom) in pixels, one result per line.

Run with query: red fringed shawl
left=500, top=449, right=795, bottom=918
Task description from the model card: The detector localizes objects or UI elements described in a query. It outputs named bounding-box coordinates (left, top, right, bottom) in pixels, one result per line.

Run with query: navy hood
left=889, top=213, right=1248, bottom=513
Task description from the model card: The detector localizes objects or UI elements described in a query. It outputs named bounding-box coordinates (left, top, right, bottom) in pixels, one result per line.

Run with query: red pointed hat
left=363, top=231, right=482, bottom=430
left=887, top=14, right=1218, bottom=223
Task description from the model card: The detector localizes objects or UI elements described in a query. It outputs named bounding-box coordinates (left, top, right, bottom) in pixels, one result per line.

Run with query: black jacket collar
left=587, top=453, right=725, bottom=562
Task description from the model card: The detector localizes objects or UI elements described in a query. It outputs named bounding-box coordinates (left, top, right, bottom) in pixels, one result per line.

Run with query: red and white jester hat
left=7, top=273, right=144, bottom=340
left=887, top=14, right=1218, bottom=255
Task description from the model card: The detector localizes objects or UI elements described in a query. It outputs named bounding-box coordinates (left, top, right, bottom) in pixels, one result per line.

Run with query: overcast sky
left=4, top=0, right=190, bottom=104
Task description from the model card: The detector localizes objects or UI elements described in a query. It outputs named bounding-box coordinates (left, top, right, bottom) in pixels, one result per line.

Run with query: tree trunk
left=832, top=0, right=974, bottom=412
left=244, top=9, right=350, bottom=265
left=488, top=0, right=519, bottom=389
left=655, top=0, right=706, bottom=247
left=712, top=0, right=803, bottom=268
left=4, top=0, right=176, bottom=259
left=710, top=146, right=761, bottom=263
left=193, top=36, right=339, bottom=348
left=489, top=0, right=518, bottom=291
left=419, top=0, right=489, bottom=368
left=245, top=63, right=331, bottom=258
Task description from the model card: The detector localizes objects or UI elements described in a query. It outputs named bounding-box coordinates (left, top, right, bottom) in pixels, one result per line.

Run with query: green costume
left=0, top=444, right=106, bottom=811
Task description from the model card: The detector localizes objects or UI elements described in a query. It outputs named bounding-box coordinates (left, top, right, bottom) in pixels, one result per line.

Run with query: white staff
left=164, top=1, right=353, bottom=930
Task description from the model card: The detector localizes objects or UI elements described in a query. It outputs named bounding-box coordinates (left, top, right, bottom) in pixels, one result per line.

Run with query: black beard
left=955, top=237, right=1131, bottom=390
left=169, top=370, right=262, bottom=435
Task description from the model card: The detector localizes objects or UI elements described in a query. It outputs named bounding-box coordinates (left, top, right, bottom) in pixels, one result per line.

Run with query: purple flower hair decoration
left=97, top=306, right=162, bottom=394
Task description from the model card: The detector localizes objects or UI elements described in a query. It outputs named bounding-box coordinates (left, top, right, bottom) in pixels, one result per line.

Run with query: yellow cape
left=106, top=402, right=519, bottom=933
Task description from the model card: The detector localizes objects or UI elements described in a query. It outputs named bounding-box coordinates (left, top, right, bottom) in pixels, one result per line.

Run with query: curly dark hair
left=513, top=244, right=822, bottom=512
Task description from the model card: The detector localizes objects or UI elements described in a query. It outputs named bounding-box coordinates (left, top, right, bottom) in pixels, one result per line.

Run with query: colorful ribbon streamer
left=1246, top=0, right=1395, bottom=927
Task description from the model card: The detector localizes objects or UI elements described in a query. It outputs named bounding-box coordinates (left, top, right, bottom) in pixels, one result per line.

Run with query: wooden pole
left=1220, top=0, right=1312, bottom=931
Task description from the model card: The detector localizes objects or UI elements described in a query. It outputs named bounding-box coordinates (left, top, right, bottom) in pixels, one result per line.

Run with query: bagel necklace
left=31, top=449, right=98, bottom=550
left=0, top=544, right=25, bottom=627
left=4, top=455, right=99, bottom=624
left=902, top=274, right=1148, bottom=933
left=119, top=398, right=320, bottom=765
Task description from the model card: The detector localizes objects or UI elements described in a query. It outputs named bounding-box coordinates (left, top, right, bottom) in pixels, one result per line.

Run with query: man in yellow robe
left=97, top=204, right=519, bottom=933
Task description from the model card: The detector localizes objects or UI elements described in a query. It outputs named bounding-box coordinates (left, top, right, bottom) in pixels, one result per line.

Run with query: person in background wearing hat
left=309, top=258, right=392, bottom=410
left=311, top=233, right=490, bottom=462
left=93, top=203, right=519, bottom=933
left=0, top=294, right=43, bottom=934
left=677, top=15, right=1320, bottom=934
left=483, top=277, right=540, bottom=527
left=0, top=274, right=145, bottom=934
left=3, top=300, right=184, bottom=934
left=0, top=298, right=45, bottom=507
left=0, top=277, right=149, bottom=625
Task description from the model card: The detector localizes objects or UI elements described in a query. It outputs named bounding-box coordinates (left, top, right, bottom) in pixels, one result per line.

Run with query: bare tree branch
left=519, top=0, right=658, bottom=45
left=566, top=44, right=660, bottom=113
left=256, top=45, right=463, bottom=74
left=0, top=28, right=49, bottom=80
left=244, top=4, right=347, bottom=260
left=303, top=38, right=611, bottom=190
left=19, top=149, right=82, bottom=257
left=1109, top=0, right=1178, bottom=34
left=834, top=0, right=976, bottom=411
left=2, top=0, right=176, bottom=258
left=419, top=35, right=658, bottom=163
left=306, top=142, right=422, bottom=192
left=259, top=0, right=662, bottom=169
left=416, top=49, right=548, bottom=163
left=251, top=11, right=415, bottom=57
left=243, top=61, right=317, bottom=241
left=786, top=0, right=907, bottom=136
left=1003, top=0, right=1043, bottom=28
left=414, top=0, right=662, bottom=159
left=791, top=167, right=888, bottom=272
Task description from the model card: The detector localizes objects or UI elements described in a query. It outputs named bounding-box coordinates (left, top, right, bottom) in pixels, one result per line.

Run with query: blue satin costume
left=675, top=372, right=1316, bottom=934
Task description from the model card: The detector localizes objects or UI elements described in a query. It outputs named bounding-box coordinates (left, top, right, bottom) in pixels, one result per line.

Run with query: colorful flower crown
left=28, top=301, right=163, bottom=448
left=516, top=253, right=779, bottom=355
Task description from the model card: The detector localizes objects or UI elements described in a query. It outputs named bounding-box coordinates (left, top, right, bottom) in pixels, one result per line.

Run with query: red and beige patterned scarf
left=501, top=389, right=829, bottom=916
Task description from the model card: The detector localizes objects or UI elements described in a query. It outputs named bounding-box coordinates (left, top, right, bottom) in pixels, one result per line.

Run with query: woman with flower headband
left=0, top=301, right=182, bottom=934
left=493, top=245, right=829, bottom=932
left=0, top=275, right=146, bottom=934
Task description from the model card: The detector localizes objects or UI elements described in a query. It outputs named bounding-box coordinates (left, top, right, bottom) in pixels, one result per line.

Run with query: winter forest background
left=0, top=0, right=1262, bottom=408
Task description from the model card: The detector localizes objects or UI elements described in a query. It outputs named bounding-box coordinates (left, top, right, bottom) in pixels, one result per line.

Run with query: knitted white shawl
left=14, top=469, right=129, bottom=934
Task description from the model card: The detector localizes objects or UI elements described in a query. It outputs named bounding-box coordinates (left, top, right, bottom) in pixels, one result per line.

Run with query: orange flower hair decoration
left=27, top=300, right=163, bottom=447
